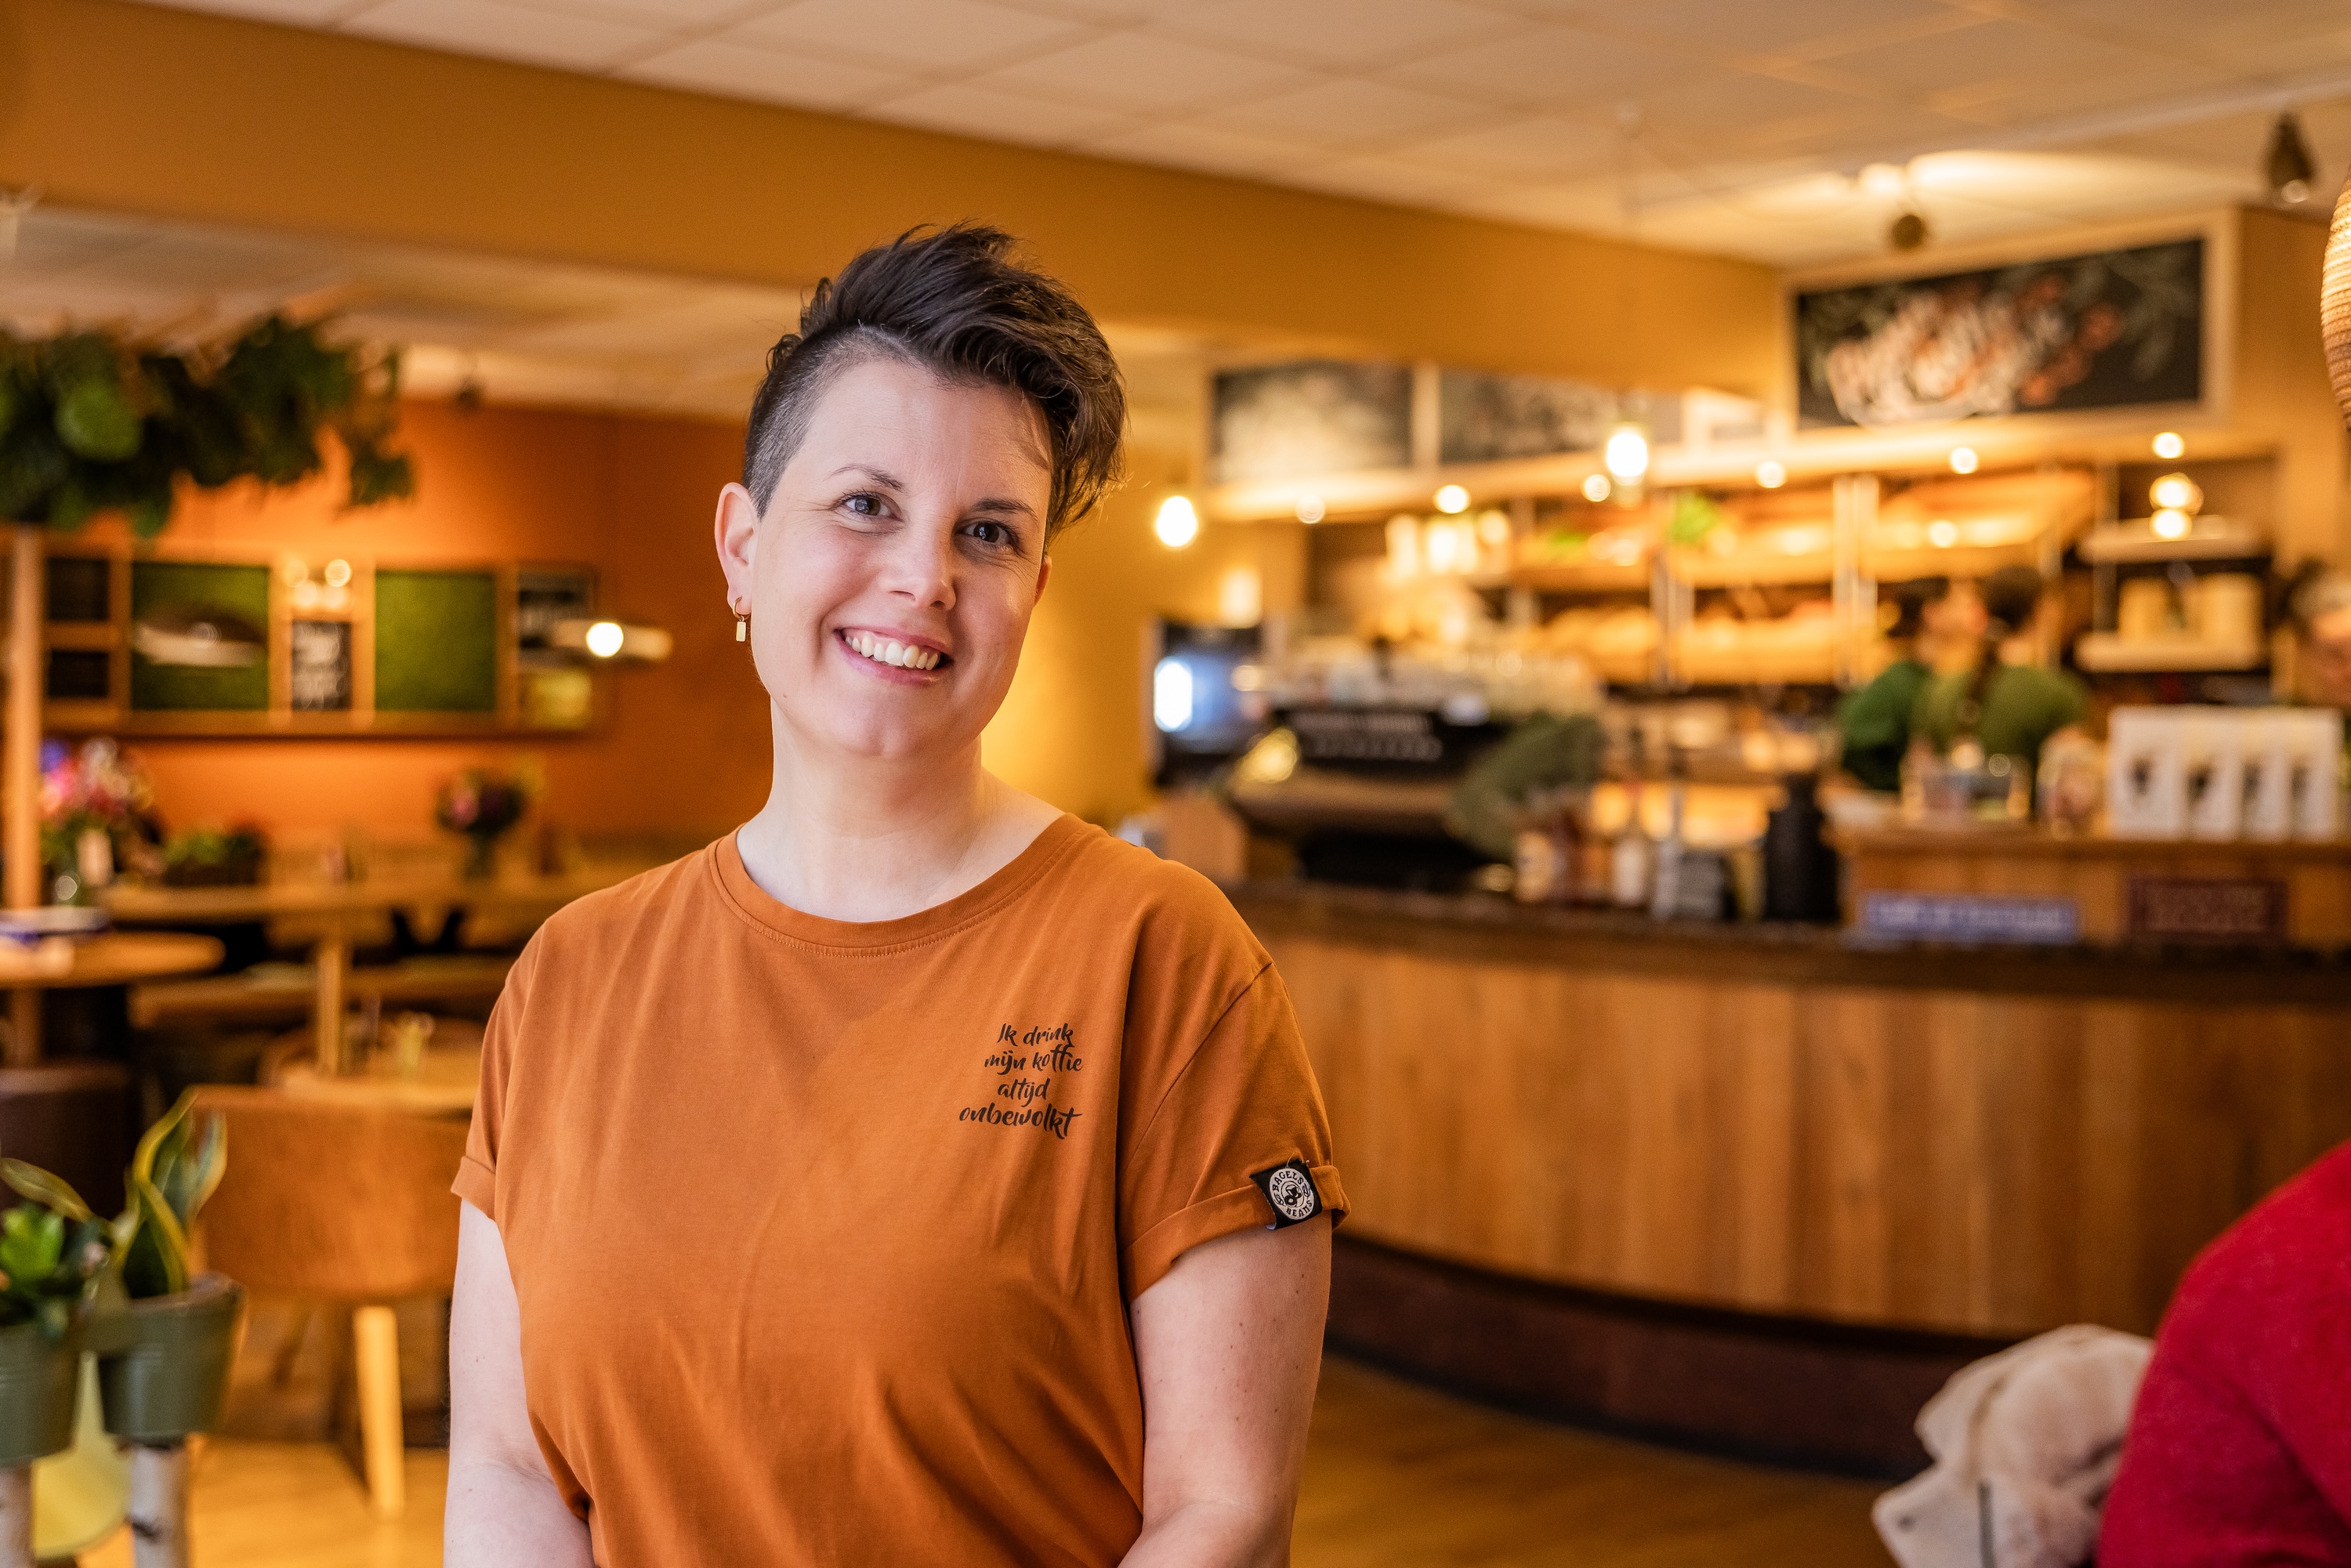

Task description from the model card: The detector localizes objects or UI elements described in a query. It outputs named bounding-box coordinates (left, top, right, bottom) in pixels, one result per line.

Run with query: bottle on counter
left=1610, top=774, right=1652, bottom=911
left=1649, top=775, right=1686, bottom=922
left=1762, top=771, right=1842, bottom=923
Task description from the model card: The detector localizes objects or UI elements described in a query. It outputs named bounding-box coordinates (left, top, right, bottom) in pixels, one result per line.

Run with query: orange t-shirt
left=455, top=815, right=1345, bottom=1566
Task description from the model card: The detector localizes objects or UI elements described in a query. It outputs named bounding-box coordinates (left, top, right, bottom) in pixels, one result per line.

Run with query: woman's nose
left=882, top=526, right=957, bottom=610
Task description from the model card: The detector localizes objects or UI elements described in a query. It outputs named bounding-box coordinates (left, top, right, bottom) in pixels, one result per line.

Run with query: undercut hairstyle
left=741, top=225, right=1125, bottom=543
left=1885, top=575, right=1951, bottom=642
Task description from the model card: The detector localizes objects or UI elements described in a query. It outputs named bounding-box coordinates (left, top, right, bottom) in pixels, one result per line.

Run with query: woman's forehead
left=798, top=356, right=1049, bottom=476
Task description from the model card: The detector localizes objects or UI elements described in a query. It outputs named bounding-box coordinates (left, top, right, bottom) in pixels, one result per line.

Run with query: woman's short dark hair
left=1885, top=575, right=1951, bottom=641
left=741, top=225, right=1125, bottom=543
left=1980, top=564, right=2045, bottom=636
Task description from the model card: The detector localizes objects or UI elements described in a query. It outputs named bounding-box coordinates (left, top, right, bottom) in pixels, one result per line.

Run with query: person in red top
left=2100, top=1141, right=2351, bottom=1563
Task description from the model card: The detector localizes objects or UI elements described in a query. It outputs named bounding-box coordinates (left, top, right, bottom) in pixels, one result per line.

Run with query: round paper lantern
left=2327, top=166, right=2351, bottom=425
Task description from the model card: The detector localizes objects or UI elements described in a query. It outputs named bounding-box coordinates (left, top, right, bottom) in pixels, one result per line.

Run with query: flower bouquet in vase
left=435, top=765, right=538, bottom=880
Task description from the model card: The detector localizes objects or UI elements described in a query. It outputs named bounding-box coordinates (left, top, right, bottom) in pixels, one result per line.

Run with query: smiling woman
left=443, top=227, right=1344, bottom=1568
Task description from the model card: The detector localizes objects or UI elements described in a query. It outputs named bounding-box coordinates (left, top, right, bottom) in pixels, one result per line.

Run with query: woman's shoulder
left=519, top=842, right=725, bottom=971
left=1045, top=817, right=1265, bottom=957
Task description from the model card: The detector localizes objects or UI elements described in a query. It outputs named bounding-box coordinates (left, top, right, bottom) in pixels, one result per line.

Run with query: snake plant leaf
left=0, top=1204, right=64, bottom=1283
left=54, top=376, right=142, bottom=461
left=0, top=1158, right=92, bottom=1223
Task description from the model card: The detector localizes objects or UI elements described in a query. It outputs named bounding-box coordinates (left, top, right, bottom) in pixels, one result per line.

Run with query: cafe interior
left=2, top=0, right=2349, bottom=1563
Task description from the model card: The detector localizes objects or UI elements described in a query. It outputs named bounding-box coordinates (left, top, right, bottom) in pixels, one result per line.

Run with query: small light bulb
left=1476, top=509, right=1511, bottom=547
left=1949, top=447, right=1979, bottom=475
left=2152, top=432, right=2184, bottom=460
left=1581, top=473, right=1612, bottom=503
left=324, top=558, right=353, bottom=588
left=1927, top=520, right=1959, bottom=549
left=2149, top=473, right=2202, bottom=514
left=1604, top=424, right=1650, bottom=482
left=1154, top=495, right=1199, bottom=549
left=1433, top=484, right=1470, bottom=514
left=585, top=621, right=625, bottom=658
left=1755, top=460, right=1786, bottom=490
left=2151, top=508, right=2191, bottom=540
left=1295, top=494, right=1324, bottom=524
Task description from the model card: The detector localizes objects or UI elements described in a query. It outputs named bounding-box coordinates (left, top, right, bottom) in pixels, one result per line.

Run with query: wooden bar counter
left=1230, top=878, right=2351, bottom=1469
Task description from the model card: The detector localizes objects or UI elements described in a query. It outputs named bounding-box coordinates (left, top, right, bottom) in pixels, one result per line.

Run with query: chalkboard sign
left=289, top=619, right=353, bottom=712
left=375, top=568, right=498, bottom=714
left=129, top=560, right=270, bottom=712
left=1795, top=239, right=2204, bottom=429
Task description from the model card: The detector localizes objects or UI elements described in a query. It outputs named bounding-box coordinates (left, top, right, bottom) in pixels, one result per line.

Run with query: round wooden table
left=0, top=932, right=224, bottom=1064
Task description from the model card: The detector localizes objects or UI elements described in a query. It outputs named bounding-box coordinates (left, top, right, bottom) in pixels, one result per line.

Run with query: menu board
left=1794, top=238, right=2204, bottom=429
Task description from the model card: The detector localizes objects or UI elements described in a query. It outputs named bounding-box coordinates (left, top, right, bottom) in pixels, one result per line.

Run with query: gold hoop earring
left=734, top=606, right=749, bottom=643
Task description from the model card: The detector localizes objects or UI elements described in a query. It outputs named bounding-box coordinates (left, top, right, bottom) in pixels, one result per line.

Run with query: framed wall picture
left=1210, top=360, right=1414, bottom=483
left=1793, top=235, right=2208, bottom=430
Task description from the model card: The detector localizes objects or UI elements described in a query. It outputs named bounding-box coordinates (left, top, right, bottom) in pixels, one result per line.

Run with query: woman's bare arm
left=1122, top=1216, right=1331, bottom=1568
left=445, top=1202, right=593, bottom=1566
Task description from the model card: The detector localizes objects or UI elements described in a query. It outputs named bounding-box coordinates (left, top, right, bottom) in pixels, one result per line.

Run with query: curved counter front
left=1231, top=881, right=2351, bottom=1470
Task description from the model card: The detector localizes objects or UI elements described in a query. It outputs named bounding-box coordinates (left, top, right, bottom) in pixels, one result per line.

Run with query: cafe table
left=101, top=870, right=631, bottom=1073
left=0, top=932, right=225, bottom=1065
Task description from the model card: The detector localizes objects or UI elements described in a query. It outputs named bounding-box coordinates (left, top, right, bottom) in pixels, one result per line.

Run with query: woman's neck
left=734, top=724, right=1060, bottom=923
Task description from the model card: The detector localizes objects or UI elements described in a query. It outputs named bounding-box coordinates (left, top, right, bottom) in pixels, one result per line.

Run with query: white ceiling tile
left=1160, top=0, right=1528, bottom=72
left=1571, top=0, right=1968, bottom=62
left=1805, top=16, right=2209, bottom=98
left=342, top=0, right=659, bottom=69
left=1394, top=114, right=1614, bottom=180
left=621, top=36, right=905, bottom=109
left=1386, top=22, right=1692, bottom=109
left=1201, top=78, right=1498, bottom=150
left=1079, top=121, right=1335, bottom=180
left=871, top=81, right=1139, bottom=147
left=1284, top=154, right=1506, bottom=209
left=505, top=0, right=784, bottom=26
left=980, top=32, right=1320, bottom=114
left=730, top=0, right=1093, bottom=75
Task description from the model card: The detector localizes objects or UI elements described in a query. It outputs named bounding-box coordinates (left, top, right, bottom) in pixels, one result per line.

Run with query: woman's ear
left=715, top=483, right=761, bottom=607
left=1034, top=553, right=1052, bottom=604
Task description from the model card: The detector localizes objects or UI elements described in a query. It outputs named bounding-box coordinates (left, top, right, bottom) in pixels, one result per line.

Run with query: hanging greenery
left=0, top=314, right=413, bottom=537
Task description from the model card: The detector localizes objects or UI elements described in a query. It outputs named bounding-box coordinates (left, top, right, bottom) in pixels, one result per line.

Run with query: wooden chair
left=0, top=1062, right=134, bottom=1216
left=190, top=1087, right=468, bottom=1519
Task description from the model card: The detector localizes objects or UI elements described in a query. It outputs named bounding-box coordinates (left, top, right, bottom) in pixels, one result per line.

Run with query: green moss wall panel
left=375, top=568, right=498, bottom=713
left=129, top=560, right=271, bottom=712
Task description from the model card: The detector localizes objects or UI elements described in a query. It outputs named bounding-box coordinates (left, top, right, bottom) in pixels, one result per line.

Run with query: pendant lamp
left=2329, top=166, right=2351, bottom=425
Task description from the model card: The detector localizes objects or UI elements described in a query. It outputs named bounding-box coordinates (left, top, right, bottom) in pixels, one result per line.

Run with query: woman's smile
left=835, top=625, right=950, bottom=679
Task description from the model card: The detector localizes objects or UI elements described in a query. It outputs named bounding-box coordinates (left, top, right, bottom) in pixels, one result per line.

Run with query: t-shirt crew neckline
left=712, top=813, right=1087, bottom=951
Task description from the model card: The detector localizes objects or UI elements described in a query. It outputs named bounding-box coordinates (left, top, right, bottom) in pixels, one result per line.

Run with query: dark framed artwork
left=1794, top=238, right=2204, bottom=429
left=1438, top=370, right=1614, bottom=465
left=1210, top=360, right=1412, bottom=483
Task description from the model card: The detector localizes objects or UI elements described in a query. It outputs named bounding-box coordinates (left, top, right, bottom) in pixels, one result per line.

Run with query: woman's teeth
left=844, top=631, right=942, bottom=672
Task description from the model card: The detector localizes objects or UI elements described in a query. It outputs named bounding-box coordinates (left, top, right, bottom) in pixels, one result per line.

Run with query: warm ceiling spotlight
left=549, top=618, right=672, bottom=664
left=1433, top=483, right=1471, bottom=514
left=1154, top=495, right=1199, bottom=548
left=1476, top=509, right=1512, bottom=547
left=1949, top=446, right=1980, bottom=474
left=2149, top=473, right=2203, bottom=515
left=2152, top=431, right=2185, bottom=460
left=1927, top=520, right=1959, bottom=549
left=1603, top=422, right=1650, bottom=482
left=584, top=620, right=626, bottom=659
left=1888, top=211, right=1929, bottom=252
left=1755, top=460, right=1787, bottom=490
left=1581, top=473, right=1613, bottom=503
left=323, top=558, right=353, bottom=588
left=2267, top=110, right=2317, bottom=206
left=1858, top=162, right=1907, bottom=198
left=2151, top=509, right=2191, bottom=540
left=1295, top=494, right=1325, bottom=524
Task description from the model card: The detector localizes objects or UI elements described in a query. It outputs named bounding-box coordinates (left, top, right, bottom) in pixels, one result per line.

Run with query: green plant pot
left=0, top=1316, right=85, bottom=1467
left=91, top=1274, right=245, bottom=1443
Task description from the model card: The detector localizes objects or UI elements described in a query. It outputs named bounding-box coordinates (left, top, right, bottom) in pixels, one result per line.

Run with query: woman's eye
left=969, top=520, right=1012, bottom=546
left=842, top=493, right=883, bottom=517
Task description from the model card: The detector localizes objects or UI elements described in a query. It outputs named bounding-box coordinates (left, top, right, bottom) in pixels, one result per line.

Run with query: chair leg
left=352, top=1305, right=405, bottom=1520
left=270, top=1306, right=312, bottom=1388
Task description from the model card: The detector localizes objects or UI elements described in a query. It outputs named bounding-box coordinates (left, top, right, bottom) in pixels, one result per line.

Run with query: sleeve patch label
left=1251, top=1159, right=1324, bottom=1229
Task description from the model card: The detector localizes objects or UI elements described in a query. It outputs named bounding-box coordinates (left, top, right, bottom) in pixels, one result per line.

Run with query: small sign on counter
left=1860, top=891, right=2081, bottom=945
left=2127, top=876, right=2288, bottom=943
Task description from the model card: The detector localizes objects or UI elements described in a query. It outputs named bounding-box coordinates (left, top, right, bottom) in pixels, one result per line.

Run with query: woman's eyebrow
left=827, top=464, right=907, bottom=489
left=969, top=496, right=1038, bottom=518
